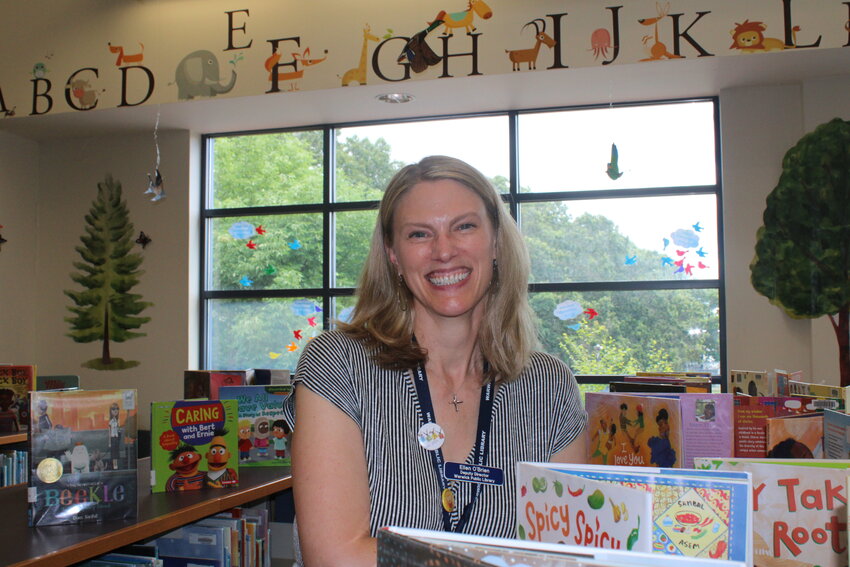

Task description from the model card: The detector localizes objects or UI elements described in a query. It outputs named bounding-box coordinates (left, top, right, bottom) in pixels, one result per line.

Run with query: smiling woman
left=287, top=155, right=587, bottom=567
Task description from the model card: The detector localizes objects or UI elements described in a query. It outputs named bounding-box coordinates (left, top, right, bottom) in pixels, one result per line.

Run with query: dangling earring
left=491, top=259, right=499, bottom=292
left=396, top=273, right=408, bottom=312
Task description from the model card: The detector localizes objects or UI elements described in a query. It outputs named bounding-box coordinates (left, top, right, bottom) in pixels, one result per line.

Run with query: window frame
left=199, top=97, right=725, bottom=385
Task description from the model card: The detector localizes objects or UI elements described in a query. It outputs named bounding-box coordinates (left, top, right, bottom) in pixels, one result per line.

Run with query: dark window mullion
left=323, top=127, right=334, bottom=328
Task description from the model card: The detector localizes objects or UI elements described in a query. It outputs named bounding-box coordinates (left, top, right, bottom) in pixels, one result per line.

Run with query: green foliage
left=559, top=319, right=675, bottom=375
left=64, top=176, right=152, bottom=364
left=750, top=118, right=850, bottom=319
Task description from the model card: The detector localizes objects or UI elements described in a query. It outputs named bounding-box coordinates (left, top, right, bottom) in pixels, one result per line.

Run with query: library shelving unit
left=1, top=457, right=292, bottom=567
left=0, top=431, right=27, bottom=446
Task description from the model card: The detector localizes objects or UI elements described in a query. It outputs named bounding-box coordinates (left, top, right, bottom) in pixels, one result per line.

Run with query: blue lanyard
left=412, top=363, right=495, bottom=532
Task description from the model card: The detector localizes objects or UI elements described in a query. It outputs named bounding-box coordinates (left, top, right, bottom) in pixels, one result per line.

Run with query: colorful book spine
left=0, top=364, right=35, bottom=432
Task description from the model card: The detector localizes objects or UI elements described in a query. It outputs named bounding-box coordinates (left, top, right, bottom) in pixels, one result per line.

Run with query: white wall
left=21, top=130, right=193, bottom=429
left=721, top=75, right=850, bottom=383
left=0, top=131, right=40, bottom=364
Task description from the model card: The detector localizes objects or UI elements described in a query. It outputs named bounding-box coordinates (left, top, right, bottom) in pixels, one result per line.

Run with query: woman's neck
left=413, top=310, right=483, bottom=387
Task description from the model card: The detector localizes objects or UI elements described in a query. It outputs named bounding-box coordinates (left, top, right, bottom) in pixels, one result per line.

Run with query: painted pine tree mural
left=65, top=175, right=152, bottom=370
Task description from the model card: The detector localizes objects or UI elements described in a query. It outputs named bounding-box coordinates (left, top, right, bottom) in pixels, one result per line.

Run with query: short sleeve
left=285, top=331, right=364, bottom=428
left=539, top=353, right=588, bottom=453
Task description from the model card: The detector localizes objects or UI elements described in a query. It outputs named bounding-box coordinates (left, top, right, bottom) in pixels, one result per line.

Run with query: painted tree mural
left=65, top=175, right=152, bottom=370
left=750, top=118, right=850, bottom=386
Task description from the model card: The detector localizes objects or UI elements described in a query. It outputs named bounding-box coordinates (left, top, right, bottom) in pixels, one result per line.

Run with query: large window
left=201, top=99, right=723, bottom=381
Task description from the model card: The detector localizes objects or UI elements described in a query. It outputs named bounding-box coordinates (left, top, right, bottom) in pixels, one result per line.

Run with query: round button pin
left=417, top=422, right=445, bottom=451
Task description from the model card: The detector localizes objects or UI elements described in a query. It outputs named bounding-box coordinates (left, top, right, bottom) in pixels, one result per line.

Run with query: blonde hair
left=339, top=155, right=538, bottom=385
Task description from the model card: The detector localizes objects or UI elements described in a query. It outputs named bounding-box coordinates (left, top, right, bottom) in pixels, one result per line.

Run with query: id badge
left=443, top=461, right=504, bottom=486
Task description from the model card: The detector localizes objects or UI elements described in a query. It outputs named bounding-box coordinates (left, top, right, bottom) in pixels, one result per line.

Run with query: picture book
left=150, top=399, right=239, bottom=493
left=786, top=379, right=845, bottom=400
left=694, top=457, right=850, bottom=567
left=0, top=364, right=35, bottom=432
left=218, top=385, right=293, bottom=466
left=183, top=370, right=249, bottom=400
left=666, top=393, right=734, bottom=468
left=35, top=374, right=80, bottom=391
left=585, top=392, right=683, bottom=468
left=633, top=372, right=713, bottom=393
left=379, top=527, right=749, bottom=567
left=823, top=409, right=850, bottom=459
left=27, top=388, right=138, bottom=526
left=516, top=462, right=653, bottom=552
left=729, top=370, right=774, bottom=397
left=521, top=463, right=753, bottom=564
left=609, top=381, right=687, bottom=394
left=765, top=412, right=824, bottom=458
left=733, top=396, right=815, bottom=458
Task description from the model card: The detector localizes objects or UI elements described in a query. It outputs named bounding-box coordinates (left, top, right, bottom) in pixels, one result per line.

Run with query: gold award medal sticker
left=441, top=487, right=455, bottom=513
left=37, top=458, right=63, bottom=483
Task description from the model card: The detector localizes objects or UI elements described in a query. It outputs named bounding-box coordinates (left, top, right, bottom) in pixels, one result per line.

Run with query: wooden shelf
left=0, top=432, right=27, bottom=446
left=3, top=457, right=292, bottom=567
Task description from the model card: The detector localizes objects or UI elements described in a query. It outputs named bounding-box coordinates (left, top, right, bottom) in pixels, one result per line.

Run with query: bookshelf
left=1, top=457, right=292, bottom=567
left=0, top=432, right=27, bottom=446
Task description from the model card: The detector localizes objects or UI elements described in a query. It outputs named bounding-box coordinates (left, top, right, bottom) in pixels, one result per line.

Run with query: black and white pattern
left=286, top=329, right=588, bottom=539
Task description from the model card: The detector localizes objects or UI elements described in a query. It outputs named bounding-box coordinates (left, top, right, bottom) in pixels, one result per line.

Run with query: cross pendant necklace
left=449, top=393, right=464, bottom=412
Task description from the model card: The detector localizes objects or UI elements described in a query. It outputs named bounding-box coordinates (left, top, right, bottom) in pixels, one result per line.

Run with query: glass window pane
left=207, top=297, right=323, bottom=370
left=208, top=130, right=324, bottom=208
left=522, top=194, right=719, bottom=283
left=530, top=290, right=720, bottom=375
left=335, top=115, right=510, bottom=202
left=333, top=296, right=357, bottom=328
left=335, top=210, right=377, bottom=287
left=208, top=214, right=323, bottom=291
left=518, top=101, right=716, bottom=193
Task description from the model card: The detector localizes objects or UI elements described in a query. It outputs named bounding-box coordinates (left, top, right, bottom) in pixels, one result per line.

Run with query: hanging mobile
left=145, top=110, right=166, bottom=201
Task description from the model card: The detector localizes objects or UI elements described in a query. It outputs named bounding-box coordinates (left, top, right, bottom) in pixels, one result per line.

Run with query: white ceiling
left=2, top=46, right=848, bottom=141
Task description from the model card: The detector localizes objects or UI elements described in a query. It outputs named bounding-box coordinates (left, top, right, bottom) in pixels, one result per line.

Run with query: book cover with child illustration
left=150, top=399, right=239, bottom=493
left=586, top=392, right=683, bottom=468
left=28, top=388, right=138, bottom=526
left=219, top=385, right=293, bottom=467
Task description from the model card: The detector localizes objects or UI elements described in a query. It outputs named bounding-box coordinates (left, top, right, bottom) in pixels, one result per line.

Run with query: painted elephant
left=174, top=50, right=236, bottom=100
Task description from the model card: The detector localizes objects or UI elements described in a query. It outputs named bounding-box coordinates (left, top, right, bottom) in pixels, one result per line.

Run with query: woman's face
left=387, top=178, right=496, bottom=322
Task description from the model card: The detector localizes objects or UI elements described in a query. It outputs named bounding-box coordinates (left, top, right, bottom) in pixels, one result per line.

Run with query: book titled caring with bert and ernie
left=151, top=399, right=239, bottom=493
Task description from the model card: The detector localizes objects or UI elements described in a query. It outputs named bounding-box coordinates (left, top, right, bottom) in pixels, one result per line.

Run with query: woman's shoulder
left=524, top=351, right=575, bottom=379
left=301, top=329, right=375, bottom=363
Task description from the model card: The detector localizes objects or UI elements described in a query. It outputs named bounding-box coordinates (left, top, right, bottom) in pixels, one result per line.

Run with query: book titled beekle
left=151, top=399, right=239, bottom=493
left=27, top=388, right=138, bottom=526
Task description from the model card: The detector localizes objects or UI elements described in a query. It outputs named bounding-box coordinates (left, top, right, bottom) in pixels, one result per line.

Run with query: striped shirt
left=288, top=329, right=587, bottom=540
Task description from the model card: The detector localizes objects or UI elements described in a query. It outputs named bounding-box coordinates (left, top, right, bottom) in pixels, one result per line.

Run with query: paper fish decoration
left=698, top=262, right=709, bottom=269
left=584, top=308, right=598, bottom=320
left=145, top=168, right=165, bottom=201
left=661, top=256, right=674, bottom=266
left=291, top=299, right=318, bottom=317
left=135, top=231, right=152, bottom=249
left=229, top=221, right=255, bottom=239
left=256, top=225, right=266, bottom=235
left=288, top=240, right=302, bottom=250
left=293, top=329, right=303, bottom=340
left=676, top=249, right=687, bottom=256
left=269, top=352, right=282, bottom=359
left=554, top=300, right=583, bottom=321
left=307, top=316, right=318, bottom=327
left=246, top=240, right=258, bottom=250
left=692, top=222, right=703, bottom=232
left=696, top=247, right=708, bottom=258
left=239, top=276, right=253, bottom=287
left=624, top=255, right=637, bottom=265
left=286, top=342, right=299, bottom=352
left=606, top=143, right=624, bottom=180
